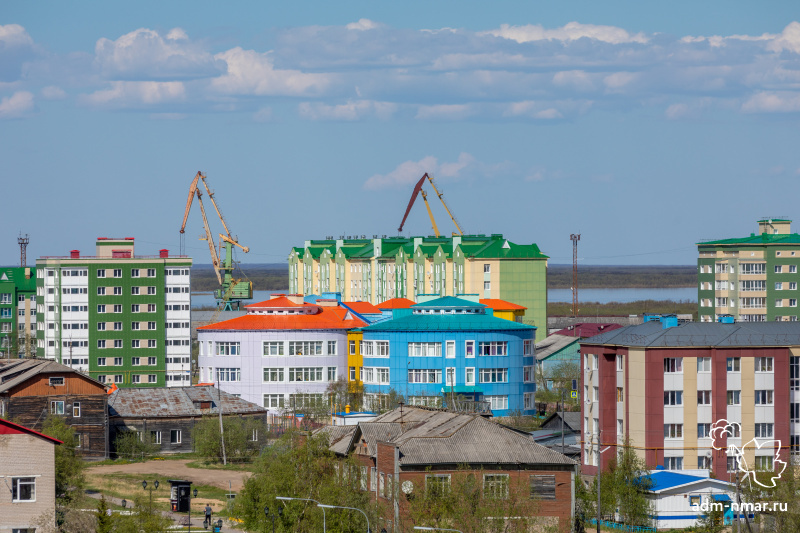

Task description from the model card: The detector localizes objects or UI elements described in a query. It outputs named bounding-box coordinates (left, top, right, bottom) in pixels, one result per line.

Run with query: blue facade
left=359, top=297, right=536, bottom=416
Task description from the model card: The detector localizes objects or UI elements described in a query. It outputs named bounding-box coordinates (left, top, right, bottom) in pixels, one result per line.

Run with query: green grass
left=185, top=459, right=255, bottom=472
left=548, top=299, right=696, bottom=317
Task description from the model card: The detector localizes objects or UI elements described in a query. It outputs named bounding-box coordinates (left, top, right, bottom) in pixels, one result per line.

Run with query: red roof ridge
left=0, top=418, right=63, bottom=445
left=376, top=297, right=416, bottom=309
left=479, top=298, right=527, bottom=310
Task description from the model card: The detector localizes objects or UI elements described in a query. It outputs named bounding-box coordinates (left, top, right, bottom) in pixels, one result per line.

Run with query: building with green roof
left=289, top=233, right=548, bottom=340
left=697, top=218, right=800, bottom=322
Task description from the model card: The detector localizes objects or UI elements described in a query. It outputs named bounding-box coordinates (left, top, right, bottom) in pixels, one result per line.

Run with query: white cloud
left=0, top=24, right=34, bottom=47
left=485, top=22, right=648, bottom=44
left=603, top=71, right=638, bottom=91
left=253, top=107, right=273, bottom=122
left=503, top=100, right=586, bottom=119
left=298, top=99, right=396, bottom=120
left=415, top=104, right=473, bottom=120
left=80, top=81, right=185, bottom=108
left=553, top=70, right=596, bottom=92
left=94, top=28, right=225, bottom=80
left=742, top=91, right=800, bottom=113
left=211, top=47, right=329, bottom=96
left=767, top=22, right=800, bottom=54
left=364, top=153, right=475, bottom=190
left=40, top=86, right=66, bottom=100
left=346, top=19, right=381, bottom=31
left=0, top=91, right=34, bottom=118
left=665, top=103, right=689, bottom=119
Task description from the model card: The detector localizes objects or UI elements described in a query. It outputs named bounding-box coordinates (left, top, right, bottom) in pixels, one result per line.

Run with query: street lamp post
left=414, top=527, right=464, bottom=533
left=141, top=480, right=159, bottom=516
left=318, top=504, right=370, bottom=533
left=189, top=488, right=198, bottom=533
left=276, top=496, right=326, bottom=532
left=264, top=505, right=282, bottom=533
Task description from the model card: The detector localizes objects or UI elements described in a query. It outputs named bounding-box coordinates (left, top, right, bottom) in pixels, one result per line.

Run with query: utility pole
left=217, top=377, right=227, bottom=465
left=570, top=234, right=580, bottom=317
left=18, top=234, right=29, bottom=267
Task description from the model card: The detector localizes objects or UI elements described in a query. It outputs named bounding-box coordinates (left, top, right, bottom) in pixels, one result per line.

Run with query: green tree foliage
left=740, top=460, right=800, bottom=532
left=113, top=495, right=172, bottom=533
left=95, top=496, right=113, bottom=533
left=327, top=376, right=365, bottom=412
left=694, top=502, right=726, bottom=533
left=41, top=415, right=84, bottom=505
left=112, top=430, right=160, bottom=461
left=192, top=415, right=265, bottom=463
left=235, top=431, right=379, bottom=533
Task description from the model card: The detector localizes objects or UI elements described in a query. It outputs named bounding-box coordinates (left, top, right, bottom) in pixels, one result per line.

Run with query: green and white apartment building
left=36, top=238, right=192, bottom=387
left=288, top=233, right=548, bottom=340
left=698, top=219, right=800, bottom=322
left=0, top=267, right=37, bottom=358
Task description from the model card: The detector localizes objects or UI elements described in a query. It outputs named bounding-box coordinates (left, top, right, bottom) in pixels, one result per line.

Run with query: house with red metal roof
left=198, top=294, right=367, bottom=412
left=0, top=418, right=62, bottom=531
left=479, top=298, right=527, bottom=323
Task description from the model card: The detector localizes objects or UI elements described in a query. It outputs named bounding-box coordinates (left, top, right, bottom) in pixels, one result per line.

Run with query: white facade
left=649, top=471, right=735, bottom=530
left=164, top=267, right=192, bottom=385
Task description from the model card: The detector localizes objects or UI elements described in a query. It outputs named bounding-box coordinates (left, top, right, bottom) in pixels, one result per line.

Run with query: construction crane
left=397, top=173, right=464, bottom=236
left=180, top=171, right=253, bottom=311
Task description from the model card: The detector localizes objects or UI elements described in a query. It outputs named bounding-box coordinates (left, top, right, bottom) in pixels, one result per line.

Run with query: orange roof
left=198, top=306, right=367, bottom=331
left=376, top=298, right=416, bottom=309
left=479, top=298, right=527, bottom=311
left=344, top=301, right=382, bottom=314
left=245, top=296, right=308, bottom=308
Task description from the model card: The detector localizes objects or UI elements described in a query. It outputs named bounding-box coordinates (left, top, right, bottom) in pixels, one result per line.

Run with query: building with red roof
left=479, top=298, right=527, bottom=323
left=376, top=297, right=416, bottom=310
left=198, top=295, right=367, bottom=411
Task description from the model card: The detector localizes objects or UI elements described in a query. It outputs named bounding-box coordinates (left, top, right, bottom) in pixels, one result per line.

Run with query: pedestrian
left=204, top=503, right=212, bottom=528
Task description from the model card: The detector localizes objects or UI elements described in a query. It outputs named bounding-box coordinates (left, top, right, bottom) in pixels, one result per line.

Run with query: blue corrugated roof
left=413, top=296, right=486, bottom=309
left=646, top=471, right=705, bottom=491
left=713, top=494, right=731, bottom=502
left=362, top=312, right=535, bottom=332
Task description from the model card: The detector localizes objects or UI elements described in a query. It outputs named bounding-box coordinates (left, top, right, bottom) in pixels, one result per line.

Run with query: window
left=716, top=297, right=728, bottom=307
left=483, top=474, right=509, bottom=499
left=113, top=357, right=123, bottom=366
left=147, top=339, right=156, bottom=348
left=792, top=265, right=798, bottom=274
left=727, top=390, right=741, bottom=405
left=11, top=477, right=35, bottom=502
left=465, top=340, right=475, bottom=358
left=486, top=395, right=508, bottom=410
left=697, top=390, right=712, bottom=405
left=131, top=268, right=140, bottom=277
left=664, top=391, right=683, bottom=406
left=727, top=456, right=740, bottom=472
left=698, top=423, right=712, bottom=438
left=97, top=286, right=106, bottom=295
left=740, top=263, right=765, bottom=275
left=263, top=341, right=284, bottom=356
left=49, top=377, right=64, bottom=386
left=147, top=357, right=157, bottom=365
left=617, top=355, right=623, bottom=371
left=740, top=280, right=766, bottom=292
left=288, top=341, right=323, bottom=355
left=593, top=386, right=599, bottom=402
left=170, top=430, right=181, bottom=444
left=755, top=357, right=773, bottom=372
left=375, top=341, right=390, bottom=357
left=113, top=340, right=122, bottom=348
left=216, top=368, right=241, bottom=382
left=288, top=367, right=324, bottom=382
left=426, top=474, right=451, bottom=496
left=147, top=304, right=156, bottom=312
left=523, top=366, right=533, bottom=383
left=349, top=367, right=356, bottom=381
left=479, top=368, right=508, bottom=383
left=446, top=340, right=455, bottom=358
left=327, top=340, right=337, bottom=355
left=465, top=367, right=475, bottom=385
left=73, top=402, right=81, bottom=417
left=664, top=424, right=683, bottom=438
left=147, top=321, right=156, bottom=330
left=484, top=264, right=491, bottom=273
left=697, top=357, right=711, bottom=372
left=616, top=387, right=624, bottom=402
left=97, top=357, right=106, bottom=366
left=216, top=342, right=240, bottom=356
left=112, top=269, right=122, bottom=278
left=408, top=369, right=442, bottom=383
left=776, top=265, right=783, bottom=273
left=97, top=322, right=106, bottom=331
left=755, top=423, right=774, bottom=438
left=755, top=390, right=774, bottom=405
left=408, top=342, right=441, bottom=357
left=97, top=269, right=106, bottom=278
left=349, top=340, right=356, bottom=355
left=755, top=456, right=773, bottom=470
left=131, top=304, right=140, bottom=313
left=792, top=299, right=798, bottom=307
left=97, top=304, right=106, bottom=313
left=50, top=400, right=65, bottom=415
left=740, top=297, right=766, bottom=309
left=328, top=367, right=337, bottom=382
left=527, top=475, right=556, bottom=500
left=727, top=358, right=741, bottom=372
left=664, top=358, right=682, bottom=373
left=664, top=457, right=683, bottom=470
left=113, top=286, right=122, bottom=295
left=132, top=357, right=141, bottom=366
left=131, top=286, right=140, bottom=295
left=147, top=268, right=156, bottom=277
left=132, top=340, right=141, bottom=348
left=147, top=286, right=156, bottom=295
left=478, top=341, right=507, bottom=356
left=151, top=431, right=162, bottom=444
left=264, top=394, right=285, bottom=408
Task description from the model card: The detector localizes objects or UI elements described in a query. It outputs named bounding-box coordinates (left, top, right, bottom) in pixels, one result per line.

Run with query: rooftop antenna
left=570, top=234, right=580, bottom=317
left=18, top=233, right=29, bottom=268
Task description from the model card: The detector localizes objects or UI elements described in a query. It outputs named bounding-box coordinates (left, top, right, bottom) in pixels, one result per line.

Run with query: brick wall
left=0, top=433, right=56, bottom=531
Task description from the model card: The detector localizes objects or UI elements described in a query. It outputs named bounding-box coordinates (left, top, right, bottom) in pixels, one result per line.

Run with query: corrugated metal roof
left=108, top=386, right=266, bottom=418
left=479, top=299, right=527, bottom=311
left=412, top=296, right=486, bottom=309
left=198, top=306, right=367, bottom=331
left=0, top=359, right=106, bottom=394
left=363, top=312, right=534, bottom=332
left=535, top=335, right=580, bottom=360
left=329, top=406, right=575, bottom=467
left=583, top=321, right=800, bottom=347
left=317, top=425, right=357, bottom=455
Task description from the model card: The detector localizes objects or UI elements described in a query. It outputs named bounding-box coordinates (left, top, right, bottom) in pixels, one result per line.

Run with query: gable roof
left=0, top=359, right=106, bottom=394
left=331, top=407, right=574, bottom=466
left=698, top=232, right=800, bottom=246
left=245, top=296, right=308, bottom=308
left=343, top=301, right=382, bottom=315
left=376, top=298, right=416, bottom=310
left=644, top=470, right=734, bottom=493
left=412, top=296, right=486, bottom=309
left=0, top=418, right=63, bottom=445
left=362, top=311, right=534, bottom=332
left=535, top=334, right=580, bottom=360
left=583, top=321, right=800, bottom=348
left=540, top=411, right=581, bottom=432
left=108, top=385, right=267, bottom=418
left=198, top=306, right=367, bottom=331
left=479, top=298, right=527, bottom=311
left=552, top=323, right=622, bottom=338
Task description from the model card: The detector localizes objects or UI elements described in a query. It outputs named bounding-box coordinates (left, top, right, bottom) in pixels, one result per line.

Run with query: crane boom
left=180, top=171, right=203, bottom=234
left=421, top=190, right=440, bottom=237
left=200, top=175, right=233, bottom=239
left=397, top=175, right=427, bottom=232
left=397, top=173, right=464, bottom=236
left=197, top=189, right=223, bottom=284
left=425, top=174, right=463, bottom=235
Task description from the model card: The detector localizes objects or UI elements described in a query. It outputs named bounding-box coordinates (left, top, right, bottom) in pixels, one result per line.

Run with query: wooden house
left=0, top=359, right=108, bottom=459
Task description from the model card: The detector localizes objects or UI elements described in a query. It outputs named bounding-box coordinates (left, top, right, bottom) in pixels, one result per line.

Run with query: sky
left=2, top=1, right=800, bottom=268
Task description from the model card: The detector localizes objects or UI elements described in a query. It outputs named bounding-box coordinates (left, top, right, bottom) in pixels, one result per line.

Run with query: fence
left=586, top=519, right=656, bottom=532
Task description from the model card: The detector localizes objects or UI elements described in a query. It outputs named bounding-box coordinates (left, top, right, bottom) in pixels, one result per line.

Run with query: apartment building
left=0, top=266, right=37, bottom=358
left=698, top=218, right=800, bottom=322
left=579, top=320, right=799, bottom=483
left=289, top=233, right=548, bottom=340
left=36, top=238, right=192, bottom=387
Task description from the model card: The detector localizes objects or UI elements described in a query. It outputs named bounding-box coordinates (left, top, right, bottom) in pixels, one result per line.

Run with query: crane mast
left=397, top=173, right=464, bottom=236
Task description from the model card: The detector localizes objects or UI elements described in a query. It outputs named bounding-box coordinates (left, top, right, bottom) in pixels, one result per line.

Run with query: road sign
left=570, top=391, right=578, bottom=399
left=571, top=379, right=577, bottom=391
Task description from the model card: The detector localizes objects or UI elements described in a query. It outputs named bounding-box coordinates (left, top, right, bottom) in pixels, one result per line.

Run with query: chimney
left=160, top=249, right=169, bottom=258
left=70, top=250, right=80, bottom=259
left=287, top=294, right=305, bottom=305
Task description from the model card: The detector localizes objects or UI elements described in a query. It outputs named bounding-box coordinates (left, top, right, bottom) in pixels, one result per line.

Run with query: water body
left=192, top=287, right=696, bottom=307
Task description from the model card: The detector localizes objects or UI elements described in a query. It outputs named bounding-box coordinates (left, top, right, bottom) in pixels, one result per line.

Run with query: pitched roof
left=412, top=296, right=486, bottom=309
left=479, top=298, right=527, bottom=311
left=316, top=425, right=357, bottom=455
left=468, top=239, right=548, bottom=259
left=0, top=418, right=63, bottom=445
left=245, top=296, right=307, bottom=308
left=376, top=298, right=416, bottom=310
left=535, top=334, right=580, bottom=360
left=328, top=406, right=575, bottom=466
left=344, top=301, right=382, bottom=314
left=552, top=323, right=623, bottom=338
left=198, top=306, right=367, bottom=331
left=362, top=311, right=534, bottom=332
left=698, top=232, right=800, bottom=246
left=583, top=321, right=800, bottom=348
left=540, top=411, right=581, bottom=432
left=0, top=359, right=106, bottom=394
left=108, top=385, right=267, bottom=418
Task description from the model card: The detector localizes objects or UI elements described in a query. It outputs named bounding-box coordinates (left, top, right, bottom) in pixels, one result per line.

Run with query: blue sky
left=2, top=1, right=800, bottom=267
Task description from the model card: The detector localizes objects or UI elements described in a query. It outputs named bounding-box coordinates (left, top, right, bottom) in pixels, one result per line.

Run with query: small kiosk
left=168, top=479, right=193, bottom=512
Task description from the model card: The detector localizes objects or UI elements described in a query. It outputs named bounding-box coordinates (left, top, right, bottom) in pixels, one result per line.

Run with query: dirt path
left=86, top=459, right=252, bottom=491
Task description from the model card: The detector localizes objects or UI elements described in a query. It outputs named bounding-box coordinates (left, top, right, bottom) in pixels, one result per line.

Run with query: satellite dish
left=401, top=480, right=414, bottom=494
